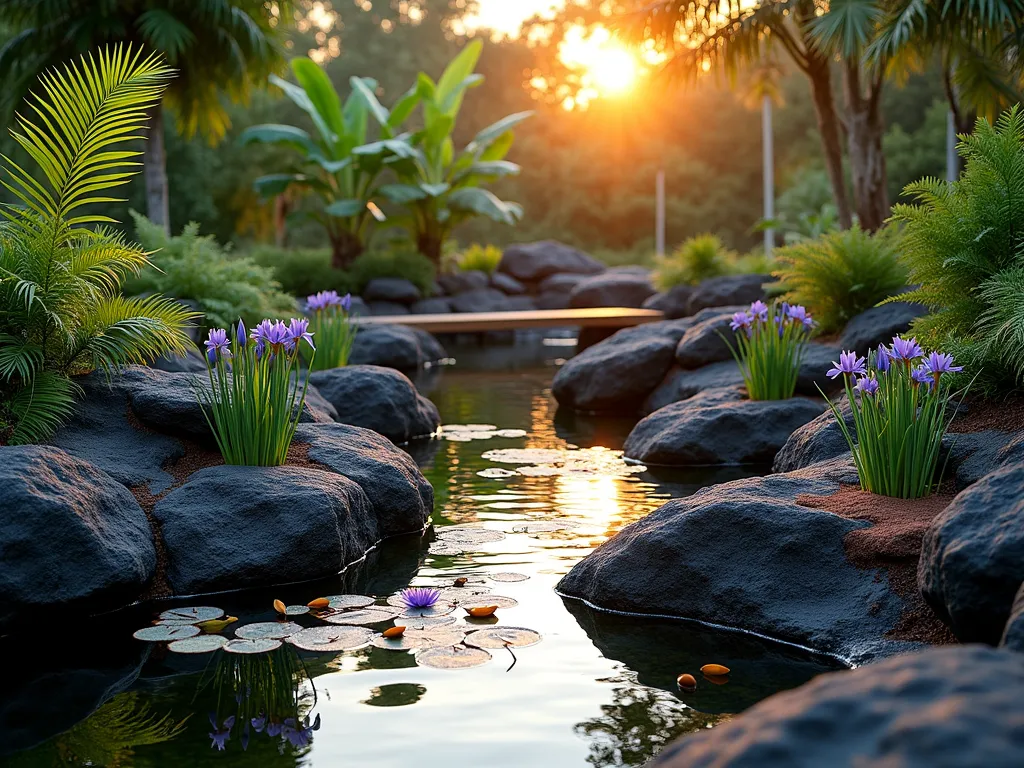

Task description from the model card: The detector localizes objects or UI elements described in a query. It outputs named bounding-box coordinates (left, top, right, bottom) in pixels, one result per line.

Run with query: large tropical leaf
left=447, top=188, right=523, bottom=225
left=466, top=112, right=534, bottom=155
left=237, top=124, right=320, bottom=156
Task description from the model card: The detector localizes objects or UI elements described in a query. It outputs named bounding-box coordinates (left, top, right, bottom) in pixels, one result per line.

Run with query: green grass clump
left=653, top=234, right=737, bottom=290
left=771, top=225, right=907, bottom=334
left=452, top=243, right=503, bottom=274
left=891, top=106, right=1024, bottom=393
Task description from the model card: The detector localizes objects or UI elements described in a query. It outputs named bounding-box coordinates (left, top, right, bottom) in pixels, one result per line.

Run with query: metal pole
left=762, top=94, right=775, bottom=257
left=655, top=169, right=666, bottom=258
left=946, top=109, right=958, bottom=182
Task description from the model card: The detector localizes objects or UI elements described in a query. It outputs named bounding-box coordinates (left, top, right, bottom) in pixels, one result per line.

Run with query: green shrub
left=0, top=47, right=195, bottom=445
left=653, top=234, right=736, bottom=290
left=126, top=214, right=296, bottom=335
left=891, top=106, right=1024, bottom=392
left=772, top=225, right=907, bottom=334
left=450, top=244, right=503, bottom=274
left=348, top=244, right=437, bottom=295
left=241, top=246, right=350, bottom=299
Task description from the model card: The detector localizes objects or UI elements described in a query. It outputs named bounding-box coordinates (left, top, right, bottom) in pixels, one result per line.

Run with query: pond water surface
left=4, top=336, right=843, bottom=767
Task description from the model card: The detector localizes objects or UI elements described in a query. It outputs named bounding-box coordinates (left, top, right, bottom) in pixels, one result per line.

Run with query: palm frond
left=7, top=370, right=80, bottom=444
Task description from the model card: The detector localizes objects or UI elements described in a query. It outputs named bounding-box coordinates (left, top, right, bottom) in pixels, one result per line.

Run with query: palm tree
left=0, top=1, right=291, bottom=232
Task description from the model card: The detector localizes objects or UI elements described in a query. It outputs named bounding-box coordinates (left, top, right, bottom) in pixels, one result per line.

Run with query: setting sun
left=558, top=26, right=649, bottom=108
left=587, top=45, right=640, bottom=94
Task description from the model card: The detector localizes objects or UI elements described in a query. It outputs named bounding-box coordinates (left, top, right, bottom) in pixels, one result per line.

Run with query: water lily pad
left=464, top=627, right=542, bottom=649
left=477, top=468, right=519, bottom=478
left=494, top=429, right=527, bottom=438
left=444, top=423, right=497, bottom=432
left=320, top=607, right=402, bottom=626
left=167, top=634, right=228, bottom=654
left=234, top=621, right=302, bottom=640
left=400, top=603, right=456, bottom=619
left=487, top=572, right=530, bottom=582
left=224, top=638, right=282, bottom=654
left=427, top=542, right=467, bottom=556
left=416, top=645, right=492, bottom=670
left=287, top=626, right=373, bottom=652
left=370, top=627, right=465, bottom=651
left=459, top=595, right=519, bottom=609
left=434, top=586, right=492, bottom=603
left=133, top=624, right=200, bottom=642
left=396, top=615, right=458, bottom=629
left=325, top=595, right=375, bottom=610
left=442, top=433, right=474, bottom=442
left=158, top=606, right=224, bottom=624
left=481, top=447, right=647, bottom=478
left=436, top=527, right=506, bottom=544
left=481, top=448, right=564, bottom=464
left=512, top=520, right=580, bottom=533
left=284, top=605, right=310, bottom=616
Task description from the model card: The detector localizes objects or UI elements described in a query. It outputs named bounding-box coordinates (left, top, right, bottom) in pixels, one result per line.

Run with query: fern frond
left=7, top=370, right=80, bottom=444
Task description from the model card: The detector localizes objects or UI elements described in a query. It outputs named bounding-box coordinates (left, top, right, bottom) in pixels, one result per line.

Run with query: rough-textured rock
left=362, top=277, right=422, bottom=304
left=773, top=397, right=854, bottom=473
left=504, top=295, right=537, bottom=311
left=920, top=462, right=1024, bottom=644
left=499, top=240, right=606, bottom=282
left=674, top=307, right=743, bottom=368
left=297, top=422, right=433, bottom=537
left=687, top=274, right=772, bottom=315
left=349, top=324, right=447, bottom=370
left=648, top=646, right=1024, bottom=768
left=625, top=389, right=826, bottom=466
left=409, top=297, right=452, bottom=314
left=796, top=342, right=845, bottom=396
left=0, top=446, right=155, bottom=629
left=348, top=295, right=370, bottom=317
left=538, top=272, right=587, bottom=294
left=536, top=291, right=571, bottom=310
left=149, top=347, right=206, bottom=373
left=642, top=361, right=745, bottom=413
left=367, top=300, right=410, bottom=316
left=839, top=301, right=928, bottom=354
left=567, top=270, right=656, bottom=309
left=154, top=465, right=378, bottom=595
left=643, top=285, right=695, bottom=320
left=944, top=428, right=1024, bottom=490
left=558, top=460, right=914, bottom=662
left=490, top=271, right=526, bottom=295
left=437, top=270, right=489, bottom=295
left=309, top=365, right=440, bottom=443
left=1003, top=582, right=1024, bottom=651
left=449, top=287, right=513, bottom=313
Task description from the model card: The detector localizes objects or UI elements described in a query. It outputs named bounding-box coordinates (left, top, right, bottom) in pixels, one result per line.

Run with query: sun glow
left=558, top=26, right=654, bottom=109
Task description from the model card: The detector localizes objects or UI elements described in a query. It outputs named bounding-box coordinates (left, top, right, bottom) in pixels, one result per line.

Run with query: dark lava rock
left=367, top=300, right=410, bottom=316
left=491, top=271, right=526, bottom=295
left=674, top=307, right=743, bottom=369
left=796, top=342, right=845, bottom=396
left=944, top=428, right=1024, bottom=490
left=499, top=240, right=606, bottom=282
left=437, top=270, right=489, bottom=295
left=0, top=446, right=155, bottom=629
left=644, top=284, right=695, bottom=319
left=309, top=365, right=440, bottom=443
left=363, top=277, right=422, bottom=304
left=296, top=422, right=433, bottom=537
left=686, top=274, right=772, bottom=315
left=642, top=361, right=745, bottom=413
left=624, top=389, right=826, bottom=466
left=154, top=465, right=378, bottom=595
left=773, top=396, right=853, bottom=473
left=348, top=295, right=370, bottom=317
left=839, top=301, right=928, bottom=354
left=567, top=270, right=656, bottom=309
left=538, top=272, right=588, bottom=294
left=1001, top=582, right=1024, bottom=651
left=449, top=287, right=513, bottom=313
left=919, top=461, right=1024, bottom=644
left=504, top=295, right=536, bottom=311
left=410, top=297, right=452, bottom=314
left=349, top=324, right=447, bottom=370
left=648, top=646, right=1024, bottom=768
left=536, top=291, right=570, bottom=310
left=149, top=347, right=206, bottom=373
left=557, top=461, right=910, bottom=662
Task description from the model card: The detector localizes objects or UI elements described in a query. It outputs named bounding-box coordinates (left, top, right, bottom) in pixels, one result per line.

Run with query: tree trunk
left=805, top=54, right=854, bottom=230
left=417, top=232, right=443, bottom=267
left=329, top=230, right=363, bottom=270
left=274, top=194, right=291, bottom=247
left=944, top=69, right=975, bottom=178
left=843, top=62, right=889, bottom=232
left=143, top=102, right=170, bottom=232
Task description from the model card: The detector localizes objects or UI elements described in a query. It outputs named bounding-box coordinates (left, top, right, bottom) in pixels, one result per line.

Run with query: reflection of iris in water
left=361, top=683, right=428, bottom=708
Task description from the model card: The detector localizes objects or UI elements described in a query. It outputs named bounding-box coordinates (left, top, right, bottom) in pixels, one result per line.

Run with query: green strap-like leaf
left=378, top=183, right=428, bottom=204
left=467, top=112, right=533, bottom=155
left=323, top=199, right=367, bottom=217
left=238, top=124, right=320, bottom=156
left=447, top=187, right=523, bottom=225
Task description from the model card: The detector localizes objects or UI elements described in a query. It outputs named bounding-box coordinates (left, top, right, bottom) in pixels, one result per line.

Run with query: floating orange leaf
left=382, top=626, right=407, bottom=638
left=465, top=605, right=499, bottom=617
left=307, top=598, right=331, bottom=609
left=700, top=664, right=730, bottom=676
left=677, top=673, right=697, bottom=689
left=273, top=599, right=287, bottom=615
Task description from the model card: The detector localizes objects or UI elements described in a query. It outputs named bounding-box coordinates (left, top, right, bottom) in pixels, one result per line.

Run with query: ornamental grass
left=824, top=336, right=965, bottom=499
left=724, top=300, right=815, bottom=401
left=197, top=319, right=316, bottom=466
left=305, top=291, right=357, bottom=371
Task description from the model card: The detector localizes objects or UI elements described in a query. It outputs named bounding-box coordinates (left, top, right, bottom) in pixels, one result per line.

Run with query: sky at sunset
left=467, top=0, right=563, bottom=36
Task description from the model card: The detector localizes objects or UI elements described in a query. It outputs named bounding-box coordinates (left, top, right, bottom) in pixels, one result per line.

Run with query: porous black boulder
left=839, top=301, right=928, bottom=354
left=538, top=272, right=587, bottom=294
left=0, top=446, right=156, bottom=629
left=410, top=297, right=452, bottom=314
left=567, top=270, right=656, bottom=309
left=773, top=397, right=854, bottom=473
left=499, top=240, right=605, bottom=282
left=644, top=285, right=695, bottom=320
left=648, top=646, right=1024, bottom=768
left=309, top=365, right=440, bottom=443
left=437, top=270, right=489, bottom=295
left=1002, top=582, right=1024, bottom=652
left=686, top=274, right=772, bottom=315
left=348, top=324, right=447, bottom=370
left=363, top=277, right=422, bottom=304
left=154, top=465, right=378, bottom=595
left=490, top=271, right=526, bottom=295
left=642, top=361, right=745, bottom=413
left=944, top=428, right=1024, bottom=490
left=624, top=389, right=826, bottom=466
left=367, top=300, right=410, bottom=316
left=674, top=307, right=743, bottom=369
left=449, top=287, right=514, bottom=313
left=919, top=461, right=1024, bottom=644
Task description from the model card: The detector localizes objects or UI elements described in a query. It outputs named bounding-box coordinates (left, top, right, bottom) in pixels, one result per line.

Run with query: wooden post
left=655, top=170, right=666, bottom=258
left=762, top=95, right=775, bottom=257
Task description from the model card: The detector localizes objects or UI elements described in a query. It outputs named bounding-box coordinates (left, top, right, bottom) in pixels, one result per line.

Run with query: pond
left=3, top=334, right=844, bottom=767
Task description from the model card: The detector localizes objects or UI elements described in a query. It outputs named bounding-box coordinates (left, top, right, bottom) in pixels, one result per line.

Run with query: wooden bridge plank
left=354, top=308, right=665, bottom=333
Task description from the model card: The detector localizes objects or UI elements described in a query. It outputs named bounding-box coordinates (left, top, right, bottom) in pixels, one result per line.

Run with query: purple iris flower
left=235, top=320, right=247, bottom=347
left=889, top=336, right=924, bottom=361
left=287, top=317, right=315, bottom=352
left=307, top=290, right=342, bottom=313
left=398, top=587, right=441, bottom=609
left=251, top=714, right=267, bottom=733
left=729, top=311, right=753, bottom=334
left=282, top=714, right=320, bottom=749
left=854, top=376, right=879, bottom=396
left=912, top=365, right=933, bottom=388
left=204, top=328, right=231, bottom=364
left=749, top=300, right=769, bottom=323
left=251, top=319, right=291, bottom=355
left=875, top=345, right=891, bottom=373
left=266, top=721, right=283, bottom=737
left=340, top=293, right=352, bottom=312
left=240, top=723, right=250, bottom=751
left=826, top=351, right=867, bottom=379
left=923, top=351, right=963, bottom=377
left=786, top=304, right=815, bottom=329
left=208, top=715, right=234, bottom=751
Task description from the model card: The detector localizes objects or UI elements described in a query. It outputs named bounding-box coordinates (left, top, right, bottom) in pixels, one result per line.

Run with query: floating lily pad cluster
left=428, top=525, right=507, bottom=556
left=479, top=446, right=647, bottom=478
left=441, top=424, right=528, bottom=442
left=131, top=572, right=541, bottom=672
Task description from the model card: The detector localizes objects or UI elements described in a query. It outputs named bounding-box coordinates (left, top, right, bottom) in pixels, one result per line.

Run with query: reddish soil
left=796, top=486, right=958, bottom=645
left=948, top=394, right=1024, bottom=434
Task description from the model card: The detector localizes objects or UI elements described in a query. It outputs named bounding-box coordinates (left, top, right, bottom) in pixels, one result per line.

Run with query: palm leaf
left=7, top=371, right=81, bottom=445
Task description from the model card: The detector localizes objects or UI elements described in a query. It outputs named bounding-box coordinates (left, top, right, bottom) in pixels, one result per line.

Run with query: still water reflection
left=3, top=337, right=843, bottom=767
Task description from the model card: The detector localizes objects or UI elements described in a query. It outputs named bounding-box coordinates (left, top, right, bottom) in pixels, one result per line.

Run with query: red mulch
left=948, top=394, right=1024, bottom=434
left=796, top=486, right=958, bottom=646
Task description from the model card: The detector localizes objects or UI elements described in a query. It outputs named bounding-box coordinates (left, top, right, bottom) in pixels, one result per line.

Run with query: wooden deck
left=355, top=307, right=665, bottom=333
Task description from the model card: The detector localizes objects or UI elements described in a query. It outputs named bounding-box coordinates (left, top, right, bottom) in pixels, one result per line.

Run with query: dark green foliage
left=348, top=245, right=437, bottom=296
left=892, top=106, right=1024, bottom=391
left=653, top=234, right=738, bottom=290
left=126, top=213, right=297, bottom=334
left=246, top=245, right=352, bottom=299
left=773, top=225, right=907, bottom=333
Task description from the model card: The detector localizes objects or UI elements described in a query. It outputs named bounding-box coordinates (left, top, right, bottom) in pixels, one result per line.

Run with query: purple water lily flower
left=786, top=304, right=815, bottom=330
left=826, top=351, right=867, bottom=379
left=729, top=311, right=753, bottom=334
left=287, top=317, right=315, bottom=352
left=875, top=344, right=891, bottom=373
left=204, top=328, right=231, bottom=364
left=923, top=351, right=963, bottom=378
left=398, top=587, right=441, bottom=609
left=307, top=290, right=342, bottom=312
left=749, top=300, right=769, bottom=323
left=854, top=376, right=879, bottom=396
left=889, top=336, right=924, bottom=362
left=911, top=364, right=933, bottom=388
